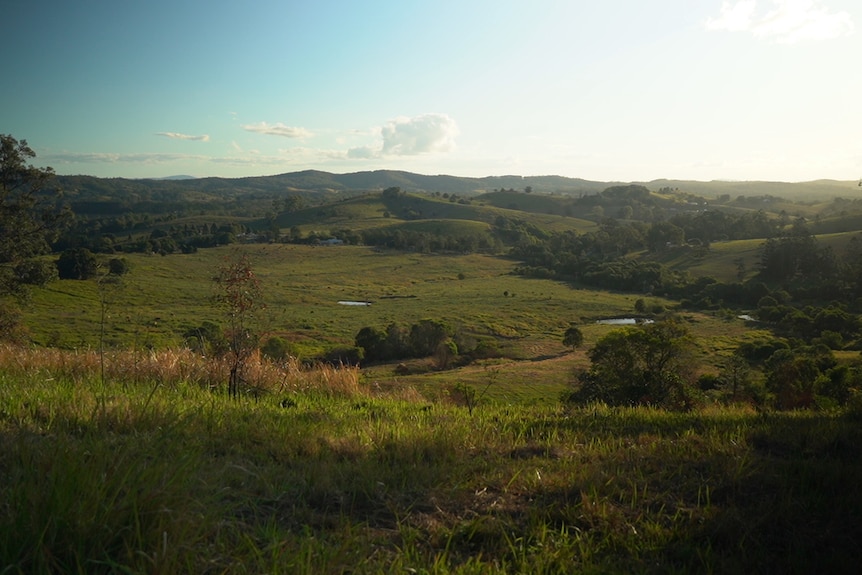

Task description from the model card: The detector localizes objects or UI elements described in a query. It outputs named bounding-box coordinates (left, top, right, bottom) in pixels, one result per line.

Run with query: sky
left=2, top=0, right=860, bottom=182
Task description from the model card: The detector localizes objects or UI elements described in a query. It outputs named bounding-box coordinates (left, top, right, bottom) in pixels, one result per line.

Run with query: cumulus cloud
left=707, top=0, right=758, bottom=31
left=347, top=113, right=459, bottom=159
left=706, top=0, right=855, bottom=42
left=381, top=114, right=459, bottom=156
left=346, top=145, right=380, bottom=159
left=156, top=132, right=210, bottom=141
left=241, top=122, right=313, bottom=138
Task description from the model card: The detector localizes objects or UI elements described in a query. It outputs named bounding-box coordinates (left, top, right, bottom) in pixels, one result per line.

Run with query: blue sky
left=2, top=0, right=859, bottom=181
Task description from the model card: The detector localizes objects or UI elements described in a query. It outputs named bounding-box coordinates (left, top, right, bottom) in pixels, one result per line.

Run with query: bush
left=108, top=257, right=130, bottom=276
left=183, top=321, right=228, bottom=356
left=566, top=319, right=695, bottom=409
left=321, top=346, right=364, bottom=366
left=355, top=326, right=386, bottom=362
left=14, top=259, right=58, bottom=286
left=56, top=248, right=98, bottom=280
left=470, top=340, right=503, bottom=360
left=562, top=326, right=584, bottom=350
left=0, top=302, right=28, bottom=343
left=260, top=336, right=293, bottom=362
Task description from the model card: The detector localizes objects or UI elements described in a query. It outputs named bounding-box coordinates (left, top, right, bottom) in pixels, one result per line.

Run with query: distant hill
left=639, top=178, right=862, bottom=201
left=144, top=175, right=198, bottom=181
left=55, top=170, right=861, bottom=206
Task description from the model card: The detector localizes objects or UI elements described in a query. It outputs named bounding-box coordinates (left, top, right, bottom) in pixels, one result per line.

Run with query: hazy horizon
left=3, top=1, right=860, bottom=183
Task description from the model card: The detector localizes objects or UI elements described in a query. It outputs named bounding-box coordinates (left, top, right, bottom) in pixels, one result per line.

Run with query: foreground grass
left=1, top=351, right=861, bottom=573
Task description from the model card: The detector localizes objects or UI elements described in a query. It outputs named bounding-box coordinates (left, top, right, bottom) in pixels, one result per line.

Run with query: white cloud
left=241, top=122, right=313, bottom=138
left=344, top=114, right=459, bottom=160
left=346, top=145, right=380, bottom=159
left=706, top=0, right=757, bottom=31
left=45, top=152, right=209, bottom=164
left=156, top=132, right=210, bottom=141
left=380, top=113, right=459, bottom=156
left=706, top=0, right=854, bottom=43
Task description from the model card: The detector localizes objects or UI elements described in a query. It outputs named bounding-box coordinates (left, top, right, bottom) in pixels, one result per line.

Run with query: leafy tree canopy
left=569, top=319, right=695, bottom=408
left=1, top=134, right=70, bottom=295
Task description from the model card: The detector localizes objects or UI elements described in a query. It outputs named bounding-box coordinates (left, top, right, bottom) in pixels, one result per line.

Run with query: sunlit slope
left=651, top=230, right=860, bottom=283
left=273, top=191, right=596, bottom=234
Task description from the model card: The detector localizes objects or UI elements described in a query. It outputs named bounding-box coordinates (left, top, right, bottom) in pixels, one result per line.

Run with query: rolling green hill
left=272, top=191, right=596, bottom=236
left=57, top=171, right=860, bottom=215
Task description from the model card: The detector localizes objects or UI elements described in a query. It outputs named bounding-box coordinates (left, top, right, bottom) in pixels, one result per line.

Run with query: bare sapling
left=213, top=251, right=265, bottom=399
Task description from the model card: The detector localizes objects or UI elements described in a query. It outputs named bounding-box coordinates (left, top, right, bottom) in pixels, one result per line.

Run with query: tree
left=646, top=222, right=685, bottom=252
left=108, top=257, right=130, bottom=276
left=409, top=319, right=451, bottom=357
left=0, top=134, right=70, bottom=295
left=213, top=252, right=265, bottom=399
left=434, top=339, right=458, bottom=370
left=382, top=186, right=403, bottom=200
left=56, top=248, right=98, bottom=280
left=562, top=326, right=584, bottom=351
left=719, top=354, right=751, bottom=402
left=568, top=319, right=695, bottom=408
left=261, top=336, right=292, bottom=362
left=765, top=349, right=820, bottom=409
left=355, top=326, right=386, bottom=362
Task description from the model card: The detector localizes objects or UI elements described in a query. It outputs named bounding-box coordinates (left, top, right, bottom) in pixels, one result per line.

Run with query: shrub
left=108, top=257, right=130, bottom=275
left=0, top=302, right=28, bottom=343
left=562, top=326, right=584, bottom=350
left=14, top=259, right=58, bottom=286
left=567, top=319, right=695, bottom=408
left=470, top=340, right=503, bottom=360
left=56, top=248, right=98, bottom=280
left=260, top=336, right=293, bottom=362
left=321, top=345, right=364, bottom=366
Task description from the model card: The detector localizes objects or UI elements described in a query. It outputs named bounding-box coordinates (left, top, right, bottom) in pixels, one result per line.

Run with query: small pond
left=338, top=300, right=372, bottom=306
left=595, top=318, right=654, bottom=325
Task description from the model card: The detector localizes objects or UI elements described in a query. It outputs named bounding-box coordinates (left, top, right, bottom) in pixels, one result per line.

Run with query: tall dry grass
left=0, top=343, right=368, bottom=398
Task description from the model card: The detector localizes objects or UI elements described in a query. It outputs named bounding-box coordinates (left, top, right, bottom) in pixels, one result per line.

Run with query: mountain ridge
left=56, top=169, right=861, bottom=202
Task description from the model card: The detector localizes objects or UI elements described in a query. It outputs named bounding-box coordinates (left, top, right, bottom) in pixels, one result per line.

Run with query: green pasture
left=25, top=244, right=645, bottom=350
left=277, top=192, right=596, bottom=236
left=20, top=244, right=767, bottom=403
left=654, top=238, right=766, bottom=282
left=652, top=229, right=861, bottom=283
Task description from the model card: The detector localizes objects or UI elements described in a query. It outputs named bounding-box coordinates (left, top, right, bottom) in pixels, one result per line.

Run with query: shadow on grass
left=521, top=410, right=862, bottom=573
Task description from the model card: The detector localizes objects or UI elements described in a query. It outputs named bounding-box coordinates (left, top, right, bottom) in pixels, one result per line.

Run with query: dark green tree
left=0, top=134, right=70, bottom=295
left=260, top=336, right=292, bottom=362
left=409, top=319, right=451, bottom=357
left=765, top=349, right=819, bottom=409
left=56, top=248, right=98, bottom=280
left=183, top=320, right=228, bottom=356
left=382, top=186, right=402, bottom=200
left=108, top=257, right=130, bottom=276
left=569, top=319, right=695, bottom=408
left=562, top=326, right=584, bottom=351
left=646, top=221, right=685, bottom=252
left=355, top=326, right=386, bottom=362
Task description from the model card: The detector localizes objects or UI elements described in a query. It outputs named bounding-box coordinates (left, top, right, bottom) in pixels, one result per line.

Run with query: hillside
left=56, top=171, right=862, bottom=212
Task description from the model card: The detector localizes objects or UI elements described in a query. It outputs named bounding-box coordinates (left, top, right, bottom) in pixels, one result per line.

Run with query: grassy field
left=1, top=350, right=860, bottom=574
left=6, top=195, right=862, bottom=572
left=278, top=193, right=597, bottom=236
left=20, top=243, right=765, bottom=403
left=651, top=238, right=766, bottom=283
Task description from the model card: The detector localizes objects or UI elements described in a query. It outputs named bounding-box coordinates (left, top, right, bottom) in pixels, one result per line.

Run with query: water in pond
left=338, top=301, right=372, bottom=306
left=596, top=318, right=654, bottom=325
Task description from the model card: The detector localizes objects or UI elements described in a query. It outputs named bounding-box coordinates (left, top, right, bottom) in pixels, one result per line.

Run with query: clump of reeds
left=0, top=343, right=368, bottom=398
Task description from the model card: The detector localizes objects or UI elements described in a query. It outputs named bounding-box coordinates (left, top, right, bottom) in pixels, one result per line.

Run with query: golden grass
left=0, top=343, right=372, bottom=399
